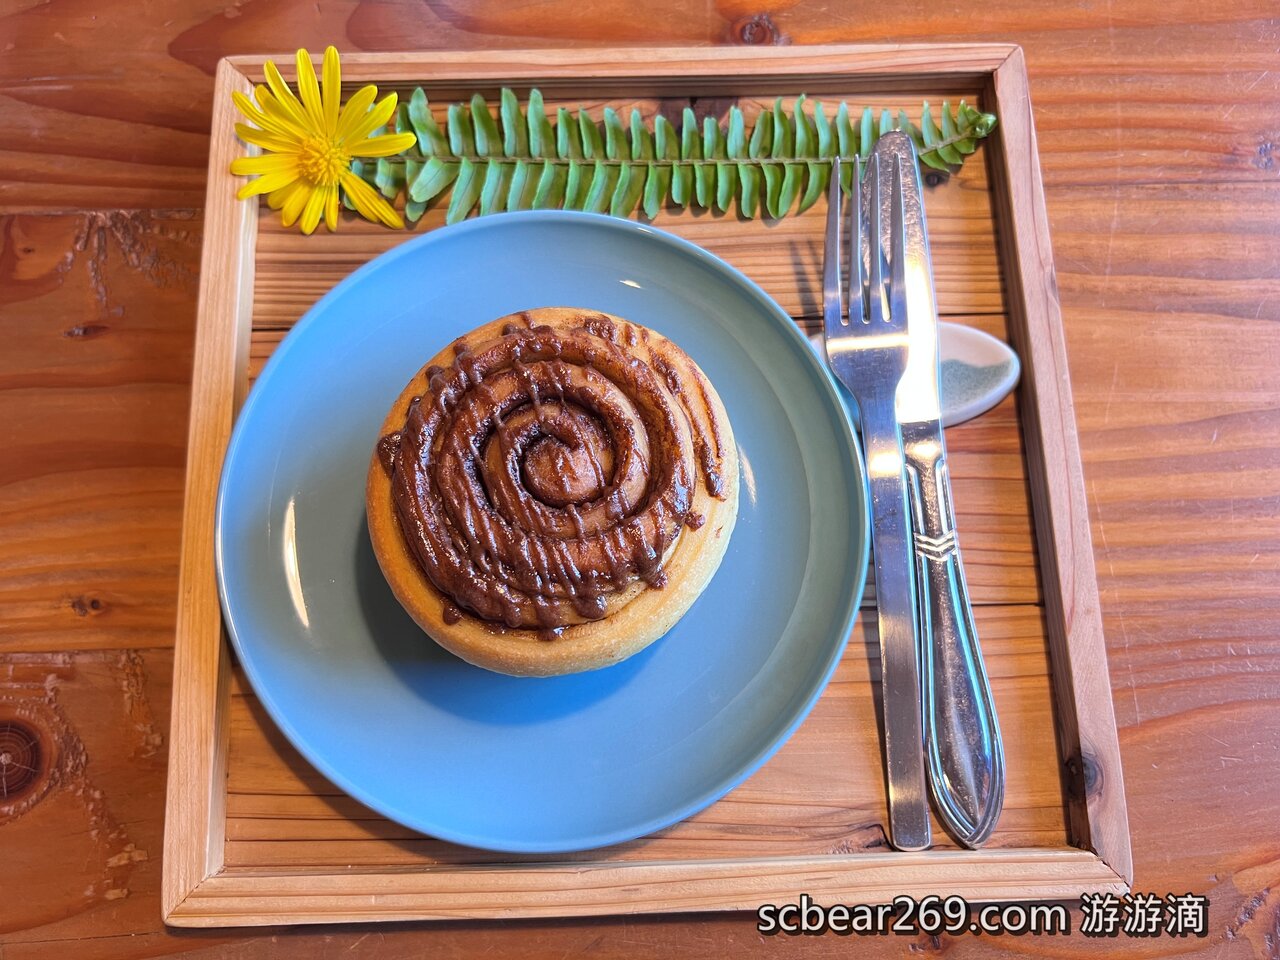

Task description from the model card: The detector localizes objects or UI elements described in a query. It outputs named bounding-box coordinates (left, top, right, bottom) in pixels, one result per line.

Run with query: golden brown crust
left=366, top=307, right=739, bottom=677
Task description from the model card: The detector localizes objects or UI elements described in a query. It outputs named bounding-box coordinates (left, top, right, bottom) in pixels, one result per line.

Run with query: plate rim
left=215, top=209, right=870, bottom=853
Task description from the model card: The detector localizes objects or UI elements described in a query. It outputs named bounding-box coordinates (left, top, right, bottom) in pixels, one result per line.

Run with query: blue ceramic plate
left=216, top=211, right=868, bottom=853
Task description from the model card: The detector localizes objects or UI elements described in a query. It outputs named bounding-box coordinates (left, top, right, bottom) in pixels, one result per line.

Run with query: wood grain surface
left=2, top=1, right=1279, bottom=957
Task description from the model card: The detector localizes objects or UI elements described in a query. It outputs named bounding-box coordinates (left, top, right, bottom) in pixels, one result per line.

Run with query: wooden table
left=2, top=3, right=1277, bottom=957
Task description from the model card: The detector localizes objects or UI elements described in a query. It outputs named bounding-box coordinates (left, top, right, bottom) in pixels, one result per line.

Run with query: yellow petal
left=268, top=180, right=306, bottom=211
left=233, top=90, right=264, bottom=121
left=281, top=182, right=312, bottom=227
left=321, top=46, right=341, bottom=136
left=346, top=132, right=417, bottom=158
left=264, top=58, right=312, bottom=131
left=236, top=169, right=301, bottom=199
left=295, top=48, right=324, bottom=131
left=299, top=186, right=327, bottom=234
left=252, top=84, right=290, bottom=122
left=324, top=184, right=340, bottom=231
left=256, top=91, right=311, bottom=139
left=341, top=170, right=404, bottom=228
left=233, top=91, right=293, bottom=137
left=250, top=86, right=285, bottom=128
left=344, top=93, right=398, bottom=146
left=234, top=123, right=302, bottom=153
left=335, top=85, right=378, bottom=139
left=231, top=153, right=300, bottom=176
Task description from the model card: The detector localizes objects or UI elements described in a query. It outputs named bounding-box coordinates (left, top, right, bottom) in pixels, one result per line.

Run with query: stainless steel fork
left=823, top=155, right=930, bottom=851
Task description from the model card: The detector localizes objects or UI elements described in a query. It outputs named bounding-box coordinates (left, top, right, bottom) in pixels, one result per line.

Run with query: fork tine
left=850, top=157, right=866, bottom=327
left=888, top=154, right=907, bottom=331
left=867, top=153, right=886, bottom=326
left=823, top=157, right=844, bottom=331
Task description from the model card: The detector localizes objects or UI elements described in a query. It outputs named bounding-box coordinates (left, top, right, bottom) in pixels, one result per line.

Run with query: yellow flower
left=230, top=46, right=417, bottom=234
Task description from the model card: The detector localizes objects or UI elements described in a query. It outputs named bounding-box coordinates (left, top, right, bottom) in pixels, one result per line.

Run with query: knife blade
left=875, top=131, right=1006, bottom=847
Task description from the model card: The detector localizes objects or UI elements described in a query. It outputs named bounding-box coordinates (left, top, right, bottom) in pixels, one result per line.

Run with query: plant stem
left=375, top=127, right=979, bottom=167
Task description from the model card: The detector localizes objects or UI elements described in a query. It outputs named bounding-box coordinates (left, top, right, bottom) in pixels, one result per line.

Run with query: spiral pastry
left=366, top=307, right=739, bottom=676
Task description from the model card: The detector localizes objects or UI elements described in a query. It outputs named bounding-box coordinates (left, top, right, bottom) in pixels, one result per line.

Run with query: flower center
left=298, top=136, right=349, bottom=186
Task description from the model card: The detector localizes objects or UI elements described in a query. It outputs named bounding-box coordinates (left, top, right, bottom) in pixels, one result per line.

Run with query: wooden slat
left=171, top=849, right=1123, bottom=926
left=227, top=44, right=1015, bottom=85
left=985, top=51, right=1130, bottom=882
left=221, top=604, right=1067, bottom=869
left=159, top=61, right=256, bottom=920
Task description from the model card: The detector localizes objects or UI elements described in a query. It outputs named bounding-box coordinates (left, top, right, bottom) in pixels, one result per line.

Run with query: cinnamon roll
left=366, top=307, right=739, bottom=676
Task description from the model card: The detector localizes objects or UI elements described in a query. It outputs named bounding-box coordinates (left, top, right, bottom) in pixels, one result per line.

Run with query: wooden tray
left=162, top=43, right=1132, bottom=927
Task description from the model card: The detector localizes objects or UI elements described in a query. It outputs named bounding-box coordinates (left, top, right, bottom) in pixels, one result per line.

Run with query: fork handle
left=860, top=393, right=931, bottom=852
left=903, top=423, right=1005, bottom=847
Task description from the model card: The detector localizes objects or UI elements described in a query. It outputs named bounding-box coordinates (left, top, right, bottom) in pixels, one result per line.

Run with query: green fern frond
left=354, top=90, right=998, bottom=225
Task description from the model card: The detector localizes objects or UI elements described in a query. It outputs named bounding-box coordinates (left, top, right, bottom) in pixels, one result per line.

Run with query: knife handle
left=902, top=423, right=1005, bottom=847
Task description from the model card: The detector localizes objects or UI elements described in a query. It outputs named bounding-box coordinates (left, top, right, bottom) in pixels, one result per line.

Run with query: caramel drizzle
left=650, top=347, right=727, bottom=498
left=382, top=315, right=725, bottom=632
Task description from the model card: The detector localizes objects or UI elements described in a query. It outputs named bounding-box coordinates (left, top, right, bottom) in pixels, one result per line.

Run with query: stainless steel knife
left=874, top=131, right=1006, bottom=847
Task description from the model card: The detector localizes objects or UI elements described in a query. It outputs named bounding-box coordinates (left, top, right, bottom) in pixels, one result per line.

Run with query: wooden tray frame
left=162, top=43, right=1131, bottom=927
